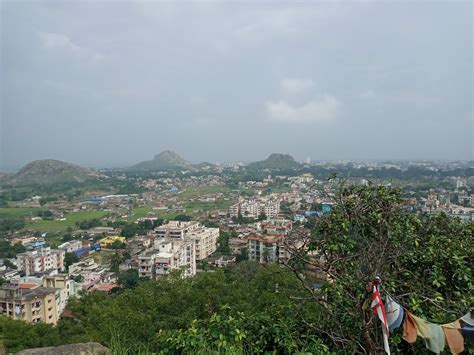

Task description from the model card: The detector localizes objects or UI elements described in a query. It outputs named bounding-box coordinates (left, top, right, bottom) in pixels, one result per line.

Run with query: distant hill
left=247, top=153, right=301, bottom=170
left=9, top=159, right=101, bottom=185
left=130, top=150, right=193, bottom=171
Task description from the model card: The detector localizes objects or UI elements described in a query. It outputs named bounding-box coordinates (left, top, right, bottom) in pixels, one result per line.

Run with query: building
left=247, top=234, right=283, bottom=264
left=42, top=274, right=78, bottom=316
left=0, top=285, right=59, bottom=324
left=186, top=227, right=219, bottom=261
left=258, top=218, right=293, bottom=235
left=138, top=239, right=196, bottom=279
left=230, top=196, right=281, bottom=219
left=156, top=221, right=218, bottom=260
left=16, top=247, right=65, bottom=276
left=99, top=236, right=126, bottom=248
left=58, top=240, right=83, bottom=253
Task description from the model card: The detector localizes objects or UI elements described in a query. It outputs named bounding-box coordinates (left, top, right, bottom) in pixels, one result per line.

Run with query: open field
left=0, top=207, right=43, bottom=219
left=24, top=210, right=109, bottom=232
left=178, top=185, right=231, bottom=199
left=184, top=200, right=232, bottom=213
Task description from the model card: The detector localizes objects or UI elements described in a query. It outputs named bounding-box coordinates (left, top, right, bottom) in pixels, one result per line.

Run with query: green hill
left=247, top=153, right=301, bottom=170
left=130, top=150, right=193, bottom=171
left=9, top=159, right=101, bottom=185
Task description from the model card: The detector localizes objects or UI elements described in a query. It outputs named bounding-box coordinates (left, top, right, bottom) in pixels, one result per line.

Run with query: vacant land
left=178, top=185, right=231, bottom=199
left=0, top=207, right=42, bottom=219
left=24, top=210, right=109, bottom=232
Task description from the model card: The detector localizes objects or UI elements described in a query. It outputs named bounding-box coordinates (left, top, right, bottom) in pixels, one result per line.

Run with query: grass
left=0, top=207, right=43, bottom=219
left=178, top=185, right=231, bottom=199
left=24, top=210, right=109, bottom=232
left=92, top=250, right=115, bottom=265
left=184, top=200, right=232, bottom=213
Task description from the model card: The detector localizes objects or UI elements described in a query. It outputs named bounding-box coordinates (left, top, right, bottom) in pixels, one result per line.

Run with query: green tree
left=257, top=212, right=267, bottom=221
left=64, top=252, right=79, bottom=270
left=117, top=269, right=140, bottom=289
left=174, top=214, right=191, bottom=221
left=289, top=184, right=473, bottom=353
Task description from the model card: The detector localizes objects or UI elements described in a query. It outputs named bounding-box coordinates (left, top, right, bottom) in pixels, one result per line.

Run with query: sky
left=1, top=0, right=472, bottom=170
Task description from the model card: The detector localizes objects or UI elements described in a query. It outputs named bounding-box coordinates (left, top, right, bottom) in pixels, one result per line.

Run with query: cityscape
left=0, top=0, right=472, bottom=354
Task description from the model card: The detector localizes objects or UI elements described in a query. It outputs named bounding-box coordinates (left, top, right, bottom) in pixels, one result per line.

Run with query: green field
left=184, top=199, right=232, bottom=213
left=178, top=185, right=231, bottom=199
left=24, top=210, right=109, bottom=232
left=0, top=207, right=43, bottom=219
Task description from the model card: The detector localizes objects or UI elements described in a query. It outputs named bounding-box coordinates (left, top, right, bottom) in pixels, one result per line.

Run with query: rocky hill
left=9, top=159, right=101, bottom=185
left=130, top=150, right=193, bottom=171
left=246, top=153, right=301, bottom=170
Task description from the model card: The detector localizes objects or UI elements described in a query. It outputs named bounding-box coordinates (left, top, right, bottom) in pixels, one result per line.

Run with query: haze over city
left=1, top=0, right=472, bottom=170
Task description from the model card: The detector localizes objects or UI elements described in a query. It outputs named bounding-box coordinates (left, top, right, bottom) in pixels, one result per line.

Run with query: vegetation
left=0, top=185, right=472, bottom=354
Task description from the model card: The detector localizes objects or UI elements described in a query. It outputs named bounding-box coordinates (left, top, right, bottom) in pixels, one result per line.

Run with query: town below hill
left=0, top=158, right=472, bottom=353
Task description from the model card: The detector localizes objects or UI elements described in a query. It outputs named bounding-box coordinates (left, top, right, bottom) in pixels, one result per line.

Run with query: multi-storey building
left=187, top=227, right=219, bottom=261
left=230, top=197, right=281, bottom=219
left=155, top=221, right=202, bottom=239
left=0, top=285, right=59, bottom=324
left=156, top=221, right=218, bottom=261
left=16, top=248, right=65, bottom=276
left=42, top=274, right=78, bottom=315
left=138, top=239, right=195, bottom=279
left=247, top=234, right=283, bottom=264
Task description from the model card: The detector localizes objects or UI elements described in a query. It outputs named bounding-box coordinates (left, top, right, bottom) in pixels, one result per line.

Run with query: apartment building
left=156, top=221, right=218, bottom=260
left=16, top=247, right=65, bottom=276
left=230, top=197, right=281, bottom=219
left=187, top=227, right=219, bottom=260
left=247, top=234, right=283, bottom=264
left=138, top=239, right=196, bottom=279
left=0, top=285, right=59, bottom=324
left=42, top=274, right=78, bottom=315
left=155, top=221, right=202, bottom=239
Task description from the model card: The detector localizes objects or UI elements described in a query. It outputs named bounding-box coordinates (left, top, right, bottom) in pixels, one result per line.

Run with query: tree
left=236, top=248, right=248, bottom=263
left=287, top=184, right=473, bottom=353
left=117, top=269, right=139, bottom=289
left=110, top=252, right=123, bottom=273
left=3, top=259, right=17, bottom=269
left=120, top=223, right=137, bottom=239
left=64, top=252, right=79, bottom=270
left=257, top=212, right=267, bottom=221
left=174, top=214, right=191, bottom=222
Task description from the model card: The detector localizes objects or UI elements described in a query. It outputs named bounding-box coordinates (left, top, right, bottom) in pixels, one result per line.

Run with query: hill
left=130, top=150, right=193, bottom=171
left=9, top=159, right=101, bottom=185
left=246, top=153, right=301, bottom=170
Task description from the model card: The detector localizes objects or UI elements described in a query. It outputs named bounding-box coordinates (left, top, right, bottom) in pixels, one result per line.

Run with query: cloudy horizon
left=1, top=0, right=472, bottom=170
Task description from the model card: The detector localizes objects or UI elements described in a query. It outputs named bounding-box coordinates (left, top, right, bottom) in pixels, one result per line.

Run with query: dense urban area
left=0, top=152, right=472, bottom=353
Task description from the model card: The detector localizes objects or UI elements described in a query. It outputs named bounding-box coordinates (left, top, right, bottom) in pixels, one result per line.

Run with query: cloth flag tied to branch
left=371, top=284, right=390, bottom=354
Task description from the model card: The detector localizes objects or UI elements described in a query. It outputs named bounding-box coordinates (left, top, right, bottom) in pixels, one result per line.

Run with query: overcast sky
left=1, top=0, right=472, bottom=170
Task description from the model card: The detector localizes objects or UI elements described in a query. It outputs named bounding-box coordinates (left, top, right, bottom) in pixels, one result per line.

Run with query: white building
left=16, top=248, right=65, bottom=276
left=230, top=196, right=281, bottom=219
left=58, top=240, right=83, bottom=253
left=156, top=221, right=218, bottom=260
left=139, top=239, right=196, bottom=279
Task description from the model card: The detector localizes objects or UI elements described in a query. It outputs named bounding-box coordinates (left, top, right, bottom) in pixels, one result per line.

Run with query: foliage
left=174, top=214, right=192, bottom=222
left=64, top=252, right=80, bottom=270
left=0, top=241, right=26, bottom=259
left=117, top=269, right=140, bottom=289
left=289, top=184, right=473, bottom=353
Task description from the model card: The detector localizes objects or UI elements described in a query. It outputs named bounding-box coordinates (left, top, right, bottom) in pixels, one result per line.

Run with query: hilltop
left=130, top=150, right=193, bottom=171
left=246, top=153, right=301, bottom=170
left=8, top=159, right=101, bottom=185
